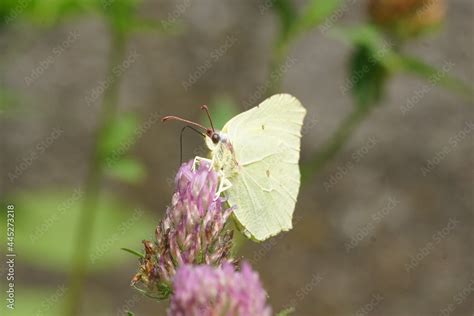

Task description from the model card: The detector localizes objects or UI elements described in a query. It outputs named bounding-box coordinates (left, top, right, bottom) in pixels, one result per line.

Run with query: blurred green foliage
left=0, top=0, right=164, bottom=34
left=0, top=0, right=92, bottom=27
left=0, top=190, right=155, bottom=316
left=334, top=25, right=473, bottom=101
left=0, top=191, right=155, bottom=271
left=1, top=1, right=163, bottom=315
left=99, top=113, right=146, bottom=183
left=105, top=157, right=146, bottom=183
left=0, top=287, right=65, bottom=315
left=267, top=0, right=342, bottom=94
left=300, top=21, right=473, bottom=178
left=272, top=0, right=342, bottom=43
left=0, top=88, right=18, bottom=115
left=99, top=114, right=139, bottom=159
left=206, top=95, right=240, bottom=130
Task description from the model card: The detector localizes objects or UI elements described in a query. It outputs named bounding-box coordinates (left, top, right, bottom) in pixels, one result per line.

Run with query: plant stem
left=301, top=104, right=374, bottom=184
left=398, top=55, right=474, bottom=102
left=65, top=28, right=127, bottom=316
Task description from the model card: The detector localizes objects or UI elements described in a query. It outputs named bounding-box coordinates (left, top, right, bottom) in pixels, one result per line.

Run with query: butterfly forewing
left=221, top=94, right=306, bottom=241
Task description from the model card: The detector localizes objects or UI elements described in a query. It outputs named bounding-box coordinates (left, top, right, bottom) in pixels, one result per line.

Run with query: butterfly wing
left=221, top=94, right=306, bottom=241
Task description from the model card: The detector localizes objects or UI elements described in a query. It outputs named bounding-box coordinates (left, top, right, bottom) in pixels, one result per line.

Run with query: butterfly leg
left=193, top=156, right=212, bottom=171
left=214, top=173, right=233, bottom=199
left=220, top=177, right=232, bottom=192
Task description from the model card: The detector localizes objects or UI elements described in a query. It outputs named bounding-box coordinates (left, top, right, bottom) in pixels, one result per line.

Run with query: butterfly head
left=205, top=130, right=228, bottom=151
left=161, top=104, right=227, bottom=152
left=211, top=132, right=220, bottom=144
left=210, top=131, right=228, bottom=144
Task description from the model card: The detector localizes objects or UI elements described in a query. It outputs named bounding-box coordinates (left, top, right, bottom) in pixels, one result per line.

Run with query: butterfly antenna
left=179, top=126, right=205, bottom=164
left=161, top=115, right=212, bottom=135
left=200, top=105, right=215, bottom=132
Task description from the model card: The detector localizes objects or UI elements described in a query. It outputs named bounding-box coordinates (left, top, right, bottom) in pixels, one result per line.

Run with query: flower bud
left=368, top=0, right=446, bottom=38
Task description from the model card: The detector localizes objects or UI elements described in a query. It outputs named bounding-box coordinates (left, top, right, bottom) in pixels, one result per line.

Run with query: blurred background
left=1, top=0, right=473, bottom=315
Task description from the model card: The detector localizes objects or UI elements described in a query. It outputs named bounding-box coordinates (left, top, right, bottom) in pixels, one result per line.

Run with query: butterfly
left=163, top=94, right=306, bottom=241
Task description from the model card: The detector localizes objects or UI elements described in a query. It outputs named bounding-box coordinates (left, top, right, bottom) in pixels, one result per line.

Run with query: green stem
left=301, top=104, right=374, bottom=184
left=65, top=28, right=127, bottom=316
left=397, top=55, right=474, bottom=102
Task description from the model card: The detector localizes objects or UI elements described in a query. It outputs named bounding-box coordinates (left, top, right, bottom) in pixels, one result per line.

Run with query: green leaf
left=127, top=312, right=135, bottom=316
left=99, top=113, right=139, bottom=161
left=331, top=25, right=388, bottom=54
left=293, top=0, right=342, bottom=36
left=132, top=279, right=173, bottom=300
left=105, top=157, right=146, bottom=183
left=157, top=282, right=173, bottom=300
left=348, top=44, right=388, bottom=108
left=121, top=247, right=145, bottom=258
left=277, top=307, right=295, bottom=316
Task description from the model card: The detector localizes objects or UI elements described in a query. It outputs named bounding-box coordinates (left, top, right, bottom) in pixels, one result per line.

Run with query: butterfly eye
left=211, top=133, right=220, bottom=144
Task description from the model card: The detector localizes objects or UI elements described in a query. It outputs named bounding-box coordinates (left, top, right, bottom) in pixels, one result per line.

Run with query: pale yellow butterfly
left=163, top=94, right=306, bottom=241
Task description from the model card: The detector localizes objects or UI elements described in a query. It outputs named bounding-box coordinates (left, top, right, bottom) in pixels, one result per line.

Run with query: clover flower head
left=132, top=160, right=234, bottom=298
left=168, top=262, right=272, bottom=316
